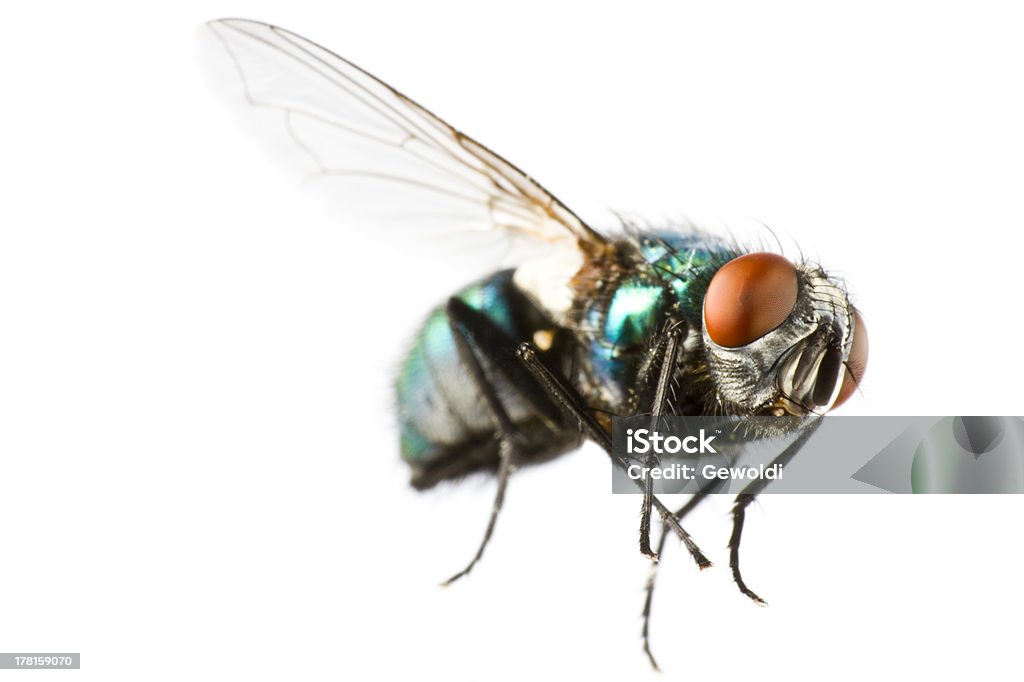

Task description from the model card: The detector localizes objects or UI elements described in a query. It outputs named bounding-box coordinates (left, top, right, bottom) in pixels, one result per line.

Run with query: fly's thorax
left=702, top=260, right=860, bottom=415
left=565, top=234, right=731, bottom=412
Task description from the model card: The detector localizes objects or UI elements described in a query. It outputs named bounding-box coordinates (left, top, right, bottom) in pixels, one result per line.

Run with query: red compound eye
left=831, top=308, right=868, bottom=409
left=704, top=252, right=798, bottom=348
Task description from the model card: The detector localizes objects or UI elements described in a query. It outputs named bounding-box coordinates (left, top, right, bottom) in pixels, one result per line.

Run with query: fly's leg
left=638, top=321, right=687, bottom=561
left=441, top=440, right=513, bottom=586
left=727, top=416, right=823, bottom=603
left=515, top=342, right=712, bottom=571
left=640, top=546, right=667, bottom=671
left=640, top=417, right=824, bottom=668
left=440, top=298, right=562, bottom=586
left=641, top=491, right=708, bottom=670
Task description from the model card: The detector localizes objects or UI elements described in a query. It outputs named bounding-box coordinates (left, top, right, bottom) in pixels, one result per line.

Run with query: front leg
left=641, top=416, right=824, bottom=668
left=727, top=416, right=824, bottom=603
left=637, top=320, right=688, bottom=561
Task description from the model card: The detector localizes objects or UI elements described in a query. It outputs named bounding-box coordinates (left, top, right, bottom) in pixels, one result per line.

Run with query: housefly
left=203, top=18, right=869, bottom=668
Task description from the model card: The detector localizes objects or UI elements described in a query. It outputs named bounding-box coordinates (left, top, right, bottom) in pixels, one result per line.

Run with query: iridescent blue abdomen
left=395, top=269, right=575, bottom=488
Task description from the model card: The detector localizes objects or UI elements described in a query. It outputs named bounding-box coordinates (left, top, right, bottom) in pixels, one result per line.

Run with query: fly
left=204, top=18, right=869, bottom=668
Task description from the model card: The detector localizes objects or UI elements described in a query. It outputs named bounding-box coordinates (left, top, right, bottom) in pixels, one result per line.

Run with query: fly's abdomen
left=395, top=270, right=573, bottom=489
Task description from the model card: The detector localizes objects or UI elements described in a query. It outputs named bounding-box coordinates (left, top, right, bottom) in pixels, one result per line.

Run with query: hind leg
left=440, top=297, right=559, bottom=584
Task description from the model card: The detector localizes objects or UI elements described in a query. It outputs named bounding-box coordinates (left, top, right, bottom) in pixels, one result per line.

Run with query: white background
left=2, top=1, right=1023, bottom=680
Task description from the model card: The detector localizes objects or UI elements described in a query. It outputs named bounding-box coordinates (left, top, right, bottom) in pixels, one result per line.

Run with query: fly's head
left=701, top=252, right=868, bottom=416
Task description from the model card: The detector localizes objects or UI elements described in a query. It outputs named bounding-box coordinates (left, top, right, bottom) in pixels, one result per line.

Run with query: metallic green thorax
left=575, top=233, right=737, bottom=410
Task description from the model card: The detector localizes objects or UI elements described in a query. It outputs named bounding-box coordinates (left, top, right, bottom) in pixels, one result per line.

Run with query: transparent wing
left=201, top=18, right=607, bottom=260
